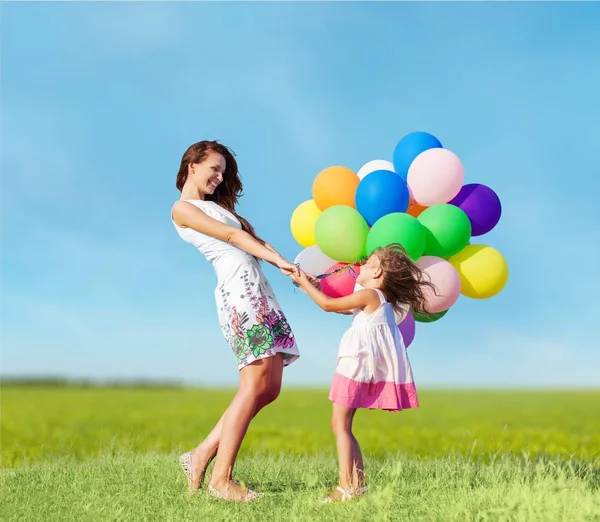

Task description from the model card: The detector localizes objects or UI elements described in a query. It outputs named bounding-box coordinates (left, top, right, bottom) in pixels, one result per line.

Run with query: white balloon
left=357, top=159, right=395, bottom=180
left=294, top=245, right=337, bottom=276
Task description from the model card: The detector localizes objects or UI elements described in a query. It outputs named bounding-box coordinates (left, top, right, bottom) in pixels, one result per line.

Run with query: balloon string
left=291, top=258, right=365, bottom=288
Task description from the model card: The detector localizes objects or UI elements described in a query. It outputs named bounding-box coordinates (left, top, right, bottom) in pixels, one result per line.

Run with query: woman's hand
left=263, top=244, right=297, bottom=275
left=276, top=256, right=297, bottom=275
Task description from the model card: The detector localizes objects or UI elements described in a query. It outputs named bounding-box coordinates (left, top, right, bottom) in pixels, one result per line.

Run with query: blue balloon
left=393, top=132, right=443, bottom=179
left=355, top=170, right=409, bottom=226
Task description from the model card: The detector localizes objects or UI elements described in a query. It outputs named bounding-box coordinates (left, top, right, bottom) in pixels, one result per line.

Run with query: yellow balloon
left=290, top=200, right=321, bottom=247
left=449, top=244, right=508, bottom=299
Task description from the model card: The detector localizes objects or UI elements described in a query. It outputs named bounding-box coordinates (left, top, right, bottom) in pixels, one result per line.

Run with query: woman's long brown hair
left=176, top=140, right=264, bottom=244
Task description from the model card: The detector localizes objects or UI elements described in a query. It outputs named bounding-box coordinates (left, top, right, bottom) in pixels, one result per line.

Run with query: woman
left=171, top=140, right=300, bottom=502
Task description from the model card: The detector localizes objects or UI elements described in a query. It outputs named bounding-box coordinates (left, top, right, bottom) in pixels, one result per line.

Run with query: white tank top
left=353, top=282, right=409, bottom=324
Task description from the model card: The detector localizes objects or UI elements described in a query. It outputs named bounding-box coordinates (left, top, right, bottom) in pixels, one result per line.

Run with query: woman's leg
left=188, top=410, right=227, bottom=490
left=331, top=403, right=357, bottom=492
left=208, top=354, right=284, bottom=500
left=188, top=355, right=284, bottom=490
left=264, top=351, right=284, bottom=404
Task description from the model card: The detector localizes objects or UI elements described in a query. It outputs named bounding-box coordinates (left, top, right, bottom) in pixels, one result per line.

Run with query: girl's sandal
left=208, top=484, right=263, bottom=503
left=322, top=485, right=369, bottom=503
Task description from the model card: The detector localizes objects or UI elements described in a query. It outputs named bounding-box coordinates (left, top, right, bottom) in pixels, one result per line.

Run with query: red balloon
left=321, top=263, right=361, bottom=298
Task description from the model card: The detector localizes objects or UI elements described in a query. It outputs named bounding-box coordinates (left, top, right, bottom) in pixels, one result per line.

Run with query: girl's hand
left=305, top=273, right=321, bottom=290
left=290, top=268, right=309, bottom=286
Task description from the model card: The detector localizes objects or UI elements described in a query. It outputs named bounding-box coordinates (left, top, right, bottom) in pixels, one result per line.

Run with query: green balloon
left=366, top=213, right=425, bottom=261
left=315, top=205, right=368, bottom=263
left=418, top=204, right=472, bottom=258
left=414, top=309, right=448, bottom=323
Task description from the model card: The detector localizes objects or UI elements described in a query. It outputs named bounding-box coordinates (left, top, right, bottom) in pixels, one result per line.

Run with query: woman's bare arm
left=263, top=242, right=285, bottom=268
left=172, top=201, right=293, bottom=269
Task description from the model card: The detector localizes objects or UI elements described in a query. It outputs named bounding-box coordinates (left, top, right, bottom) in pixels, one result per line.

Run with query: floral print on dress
left=218, top=270, right=297, bottom=366
left=246, top=324, right=273, bottom=357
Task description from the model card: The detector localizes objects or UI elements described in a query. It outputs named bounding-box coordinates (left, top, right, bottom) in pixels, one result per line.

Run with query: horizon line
left=1, top=375, right=598, bottom=391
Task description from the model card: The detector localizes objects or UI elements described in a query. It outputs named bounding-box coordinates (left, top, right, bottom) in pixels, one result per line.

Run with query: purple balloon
left=398, top=313, right=416, bottom=348
left=449, top=183, right=502, bottom=236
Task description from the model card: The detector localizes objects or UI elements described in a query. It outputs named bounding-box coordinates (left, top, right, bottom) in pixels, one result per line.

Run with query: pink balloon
left=417, top=256, right=461, bottom=313
left=398, top=312, right=416, bottom=348
left=407, top=148, right=464, bottom=206
left=321, top=263, right=361, bottom=298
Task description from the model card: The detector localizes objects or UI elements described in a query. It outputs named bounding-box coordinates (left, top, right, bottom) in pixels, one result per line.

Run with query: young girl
left=290, top=244, right=435, bottom=503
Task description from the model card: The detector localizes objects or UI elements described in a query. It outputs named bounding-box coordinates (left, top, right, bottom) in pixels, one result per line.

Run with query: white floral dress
left=172, top=200, right=300, bottom=369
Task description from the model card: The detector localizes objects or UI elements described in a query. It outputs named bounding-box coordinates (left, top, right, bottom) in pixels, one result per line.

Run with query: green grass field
left=1, top=387, right=599, bottom=521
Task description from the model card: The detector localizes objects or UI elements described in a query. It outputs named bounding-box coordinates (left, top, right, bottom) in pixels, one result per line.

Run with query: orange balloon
left=407, top=197, right=427, bottom=217
left=312, top=166, right=359, bottom=210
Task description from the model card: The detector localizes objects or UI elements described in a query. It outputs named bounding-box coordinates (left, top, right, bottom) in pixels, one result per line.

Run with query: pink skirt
left=329, top=372, right=419, bottom=412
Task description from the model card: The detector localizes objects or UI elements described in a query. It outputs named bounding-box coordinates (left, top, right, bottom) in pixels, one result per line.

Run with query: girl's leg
left=331, top=403, right=357, bottom=492
left=208, top=354, right=284, bottom=500
left=349, top=409, right=365, bottom=489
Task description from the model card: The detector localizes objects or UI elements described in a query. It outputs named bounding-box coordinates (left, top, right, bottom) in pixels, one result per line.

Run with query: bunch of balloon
left=290, top=166, right=365, bottom=299
left=289, top=131, right=508, bottom=348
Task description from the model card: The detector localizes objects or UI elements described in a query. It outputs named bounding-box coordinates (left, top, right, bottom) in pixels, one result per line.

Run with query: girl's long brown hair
left=371, top=244, right=439, bottom=318
left=175, top=140, right=264, bottom=244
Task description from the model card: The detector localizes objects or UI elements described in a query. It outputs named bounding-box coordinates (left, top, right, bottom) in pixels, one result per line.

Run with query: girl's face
left=356, top=254, right=383, bottom=287
left=189, top=151, right=226, bottom=196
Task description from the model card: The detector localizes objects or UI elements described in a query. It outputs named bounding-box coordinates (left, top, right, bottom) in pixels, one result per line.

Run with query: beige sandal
left=208, top=484, right=262, bottom=503
left=179, top=451, right=195, bottom=490
left=323, top=485, right=368, bottom=503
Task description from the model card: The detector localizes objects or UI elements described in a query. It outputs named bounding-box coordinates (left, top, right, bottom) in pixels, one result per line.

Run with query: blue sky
left=2, top=2, right=599, bottom=388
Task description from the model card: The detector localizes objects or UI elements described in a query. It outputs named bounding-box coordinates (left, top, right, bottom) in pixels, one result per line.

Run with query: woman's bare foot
left=208, top=479, right=262, bottom=502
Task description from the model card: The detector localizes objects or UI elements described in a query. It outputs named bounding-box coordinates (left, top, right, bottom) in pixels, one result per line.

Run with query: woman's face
left=189, top=151, right=226, bottom=195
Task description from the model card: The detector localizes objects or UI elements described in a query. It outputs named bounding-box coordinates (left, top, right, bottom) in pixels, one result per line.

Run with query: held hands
left=274, top=256, right=320, bottom=289
left=289, top=267, right=308, bottom=286
left=289, top=269, right=351, bottom=315
left=275, top=256, right=298, bottom=276
left=288, top=267, right=321, bottom=290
